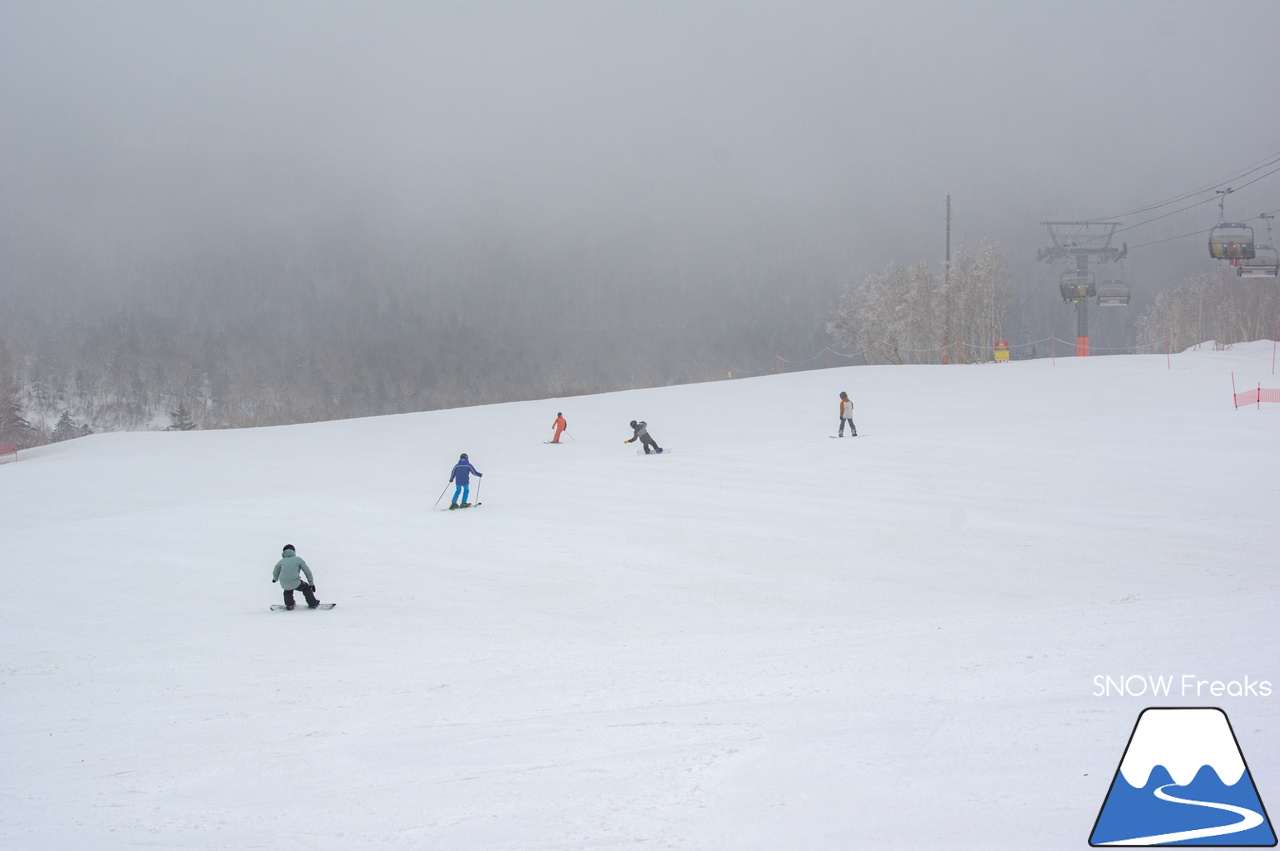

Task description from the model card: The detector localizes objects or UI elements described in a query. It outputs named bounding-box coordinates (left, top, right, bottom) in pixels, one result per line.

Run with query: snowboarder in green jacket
left=272, top=544, right=319, bottom=609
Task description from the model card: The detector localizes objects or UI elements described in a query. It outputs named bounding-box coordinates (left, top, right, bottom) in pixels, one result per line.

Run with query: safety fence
left=1232, top=374, right=1280, bottom=409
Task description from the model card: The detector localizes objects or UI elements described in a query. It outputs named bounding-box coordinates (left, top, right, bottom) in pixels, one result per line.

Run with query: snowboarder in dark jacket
left=272, top=544, right=319, bottom=609
left=449, top=453, right=482, bottom=509
left=625, top=420, right=663, bottom=454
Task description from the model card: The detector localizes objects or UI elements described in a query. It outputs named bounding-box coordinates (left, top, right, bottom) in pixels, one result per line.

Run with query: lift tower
left=1037, top=222, right=1127, bottom=356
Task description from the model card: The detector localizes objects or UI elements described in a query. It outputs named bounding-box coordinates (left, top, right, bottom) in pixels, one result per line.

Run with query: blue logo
left=1090, top=707, right=1276, bottom=846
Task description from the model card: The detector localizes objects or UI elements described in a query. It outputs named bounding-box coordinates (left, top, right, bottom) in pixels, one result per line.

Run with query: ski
left=271, top=603, right=337, bottom=611
left=442, top=502, right=483, bottom=511
left=830, top=435, right=860, bottom=438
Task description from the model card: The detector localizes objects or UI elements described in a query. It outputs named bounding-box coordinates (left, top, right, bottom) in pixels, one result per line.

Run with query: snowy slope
left=2, top=344, right=1278, bottom=850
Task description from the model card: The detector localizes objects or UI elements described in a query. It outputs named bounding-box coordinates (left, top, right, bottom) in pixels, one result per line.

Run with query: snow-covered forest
left=1, top=242, right=1276, bottom=444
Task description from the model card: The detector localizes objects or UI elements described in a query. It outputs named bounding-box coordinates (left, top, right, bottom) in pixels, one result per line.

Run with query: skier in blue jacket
left=449, top=453, right=482, bottom=509
left=272, top=544, right=319, bottom=609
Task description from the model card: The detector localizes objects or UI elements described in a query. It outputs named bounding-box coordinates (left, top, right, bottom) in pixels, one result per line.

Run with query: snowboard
left=271, top=602, right=337, bottom=611
left=636, top=448, right=670, bottom=455
left=830, top=434, right=860, bottom=438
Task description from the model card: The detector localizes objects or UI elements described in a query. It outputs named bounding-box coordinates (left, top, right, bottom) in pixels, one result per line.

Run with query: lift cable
left=1070, top=162, right=1280, bottom=248
left=1127, top=206, right=1280, bottom=251
left=1083, top=149, right=1280, bottom=223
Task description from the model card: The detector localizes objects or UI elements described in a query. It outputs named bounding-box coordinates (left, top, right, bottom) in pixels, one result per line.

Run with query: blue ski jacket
left=450, top=459, right=481, bottom=485
left=272, top=548, right=315, bottom=591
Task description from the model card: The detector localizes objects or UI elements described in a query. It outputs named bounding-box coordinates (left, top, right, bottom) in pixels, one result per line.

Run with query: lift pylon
left=1038, top=221, right=1128, bottom=356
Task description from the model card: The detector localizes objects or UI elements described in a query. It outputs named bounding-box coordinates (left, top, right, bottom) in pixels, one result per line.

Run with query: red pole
left=1231, top=372, right=1237, bottom=409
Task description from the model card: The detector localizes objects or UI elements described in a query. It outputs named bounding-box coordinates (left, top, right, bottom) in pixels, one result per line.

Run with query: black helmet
left=460, top=453, right=468, bottom=460
left=283, top=544, right=295, bottom=554
left=629, top=420, right=637, bottom=428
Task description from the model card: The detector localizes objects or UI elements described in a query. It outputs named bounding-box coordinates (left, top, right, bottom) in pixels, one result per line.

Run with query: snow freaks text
left=1092, top=675, right=1273, bottom=698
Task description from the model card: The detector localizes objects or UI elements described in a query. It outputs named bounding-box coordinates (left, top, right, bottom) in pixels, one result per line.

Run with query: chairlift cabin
left=1236, top=245, right=1279, bottom=278
left=1208, top=223, right=1255, bottom=261
left=1059, top=270, right=1096, bottom=302
left=1096, top=279, right=1130, bottom=306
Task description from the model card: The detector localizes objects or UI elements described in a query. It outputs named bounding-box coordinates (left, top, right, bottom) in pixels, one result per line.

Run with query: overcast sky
left=2, top=0, right=1278, bottom=312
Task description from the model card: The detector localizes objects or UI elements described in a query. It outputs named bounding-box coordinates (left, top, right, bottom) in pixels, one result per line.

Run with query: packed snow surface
left=2, top=343, right=1278, bottom=850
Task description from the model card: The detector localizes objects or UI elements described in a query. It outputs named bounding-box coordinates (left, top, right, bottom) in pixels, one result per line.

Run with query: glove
left=272, top=578, right=277, bottom=583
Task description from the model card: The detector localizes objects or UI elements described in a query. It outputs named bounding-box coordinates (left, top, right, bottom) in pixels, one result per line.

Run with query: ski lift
left=1059, top=270, right=1095, bottom=302
left=1208, top=223, right=1255, bottom=261
left=1096, top=279, right=1130, bottom=306
left=1236, top=245, right=1279, bottom=278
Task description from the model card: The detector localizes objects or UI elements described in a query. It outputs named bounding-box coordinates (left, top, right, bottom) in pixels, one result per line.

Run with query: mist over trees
left=0, top=212, right=839, bottom=439
left=2, top=3, right=1276, bottom=444
left=2, top=217, right=1275, bottom=447
left=1137, top=269, right=1280, bottom=354
left=827, top=241, right=1013, bottom=364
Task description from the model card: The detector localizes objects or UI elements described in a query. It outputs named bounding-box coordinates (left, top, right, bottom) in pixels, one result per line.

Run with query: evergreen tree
left=167, top=403, right=197, bottom=431
left=51, top=411, right=80, bottom=442
left=0, top=336, right=35, bottom=447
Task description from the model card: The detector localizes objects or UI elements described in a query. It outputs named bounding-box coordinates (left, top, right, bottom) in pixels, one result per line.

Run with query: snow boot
left=449, top=503, right=458, bottom=510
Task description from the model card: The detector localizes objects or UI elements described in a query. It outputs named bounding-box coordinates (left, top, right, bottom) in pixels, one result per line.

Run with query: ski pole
left=474, top=476, right=482, bottom=503
left=432, top=481, right=451, bottom=508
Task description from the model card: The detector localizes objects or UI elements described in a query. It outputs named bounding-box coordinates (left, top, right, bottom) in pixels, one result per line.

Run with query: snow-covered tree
left=829, top=242, right=1011, bottom=364
left=1137, top=269, right=1280, bottom=353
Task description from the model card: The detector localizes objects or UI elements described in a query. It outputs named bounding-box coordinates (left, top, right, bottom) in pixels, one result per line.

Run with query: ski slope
left=2, top=343, right=1278, bottom=850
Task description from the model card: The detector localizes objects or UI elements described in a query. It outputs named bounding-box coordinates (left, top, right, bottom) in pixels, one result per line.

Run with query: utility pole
left=945, top=195, right=952, bottom=290
left=1037, top=222, right=1128, bottom=357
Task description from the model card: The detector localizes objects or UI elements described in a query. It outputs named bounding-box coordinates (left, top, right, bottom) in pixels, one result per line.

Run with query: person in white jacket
left=838, top=391, right=858, bottom=437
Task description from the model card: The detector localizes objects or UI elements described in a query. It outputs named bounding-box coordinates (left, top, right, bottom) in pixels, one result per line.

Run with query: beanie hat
left=629, top=420, right=637, bottom=428
left=839, top=391, right=848, bottom=398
